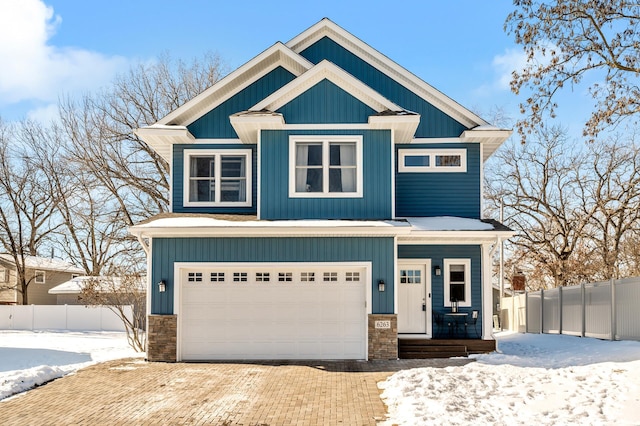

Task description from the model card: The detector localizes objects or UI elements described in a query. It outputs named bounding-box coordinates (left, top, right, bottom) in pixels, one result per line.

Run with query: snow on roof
left=0, top=254, right=84, bottom=273
left=406, top=216, right=496, bottom=231
left=133, top=215, right=409, bottom=229
left=48, top=276, right=145, bottom=295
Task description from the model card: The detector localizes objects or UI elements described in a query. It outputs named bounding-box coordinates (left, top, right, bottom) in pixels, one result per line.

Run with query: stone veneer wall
left=147, top=314, right=177, bottom=362
left=368, top=314, right=398, bottom=360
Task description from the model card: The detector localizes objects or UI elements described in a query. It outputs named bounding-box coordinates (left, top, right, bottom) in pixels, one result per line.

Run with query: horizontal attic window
left=398, top=149, right=466, bottom=173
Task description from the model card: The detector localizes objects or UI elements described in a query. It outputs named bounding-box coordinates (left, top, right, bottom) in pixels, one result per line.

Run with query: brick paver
left=0, top=358, right=471, bottom=425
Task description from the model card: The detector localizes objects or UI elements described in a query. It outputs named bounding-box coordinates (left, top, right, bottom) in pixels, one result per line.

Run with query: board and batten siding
left=299, top=37, right=467, bottom=139
left=277, top=79, right=376, bottom=124
left=398, top=244, right=483, bottom=329
left=395, top=143, right=481, bottom=218
left=187, top=66, right=296, bottom=138
left=260, top=129, right=392, bottom=220
left=172, top=144, right=257, bottom=214
left=151, top=237, right=395, bottom=315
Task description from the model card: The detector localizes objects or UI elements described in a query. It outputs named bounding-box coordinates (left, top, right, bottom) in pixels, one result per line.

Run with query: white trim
left=480, top=143, right=484, bottom=216
left=393, top=236, right=398, bottom=315
left=173, top=261, right=371, bottom=361
left=390, top=127, right=396, bottom=219
left=189, top=138, right=244, bottom=144
left=482, top=243, right=494, bottom=340
left=182, top=148, right=252, bottom=207
left=288, top=135, right=363, bottom=198
left=398, top=148, right=467, bottom=173
left=286, top=18, right=487, bottom=128
left=146, top=237, right=152, bottom=331
left=34, top=270, right=46, bottom=284
left=158, top=43, right=313, bottom=126
left=443, top=258, right=472, bottom=308
left=256, top=132, right=262, bottom=219
left=250, top=60, right=402, bottom=114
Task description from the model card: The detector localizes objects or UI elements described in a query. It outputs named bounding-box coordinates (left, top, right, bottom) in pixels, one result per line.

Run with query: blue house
left=130, top=19, right=512, bottom=361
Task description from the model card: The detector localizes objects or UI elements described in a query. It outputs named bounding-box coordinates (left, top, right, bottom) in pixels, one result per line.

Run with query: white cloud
left=0, top=0, right=128, bottom=112
left=491, top=47, right=528, bottom=91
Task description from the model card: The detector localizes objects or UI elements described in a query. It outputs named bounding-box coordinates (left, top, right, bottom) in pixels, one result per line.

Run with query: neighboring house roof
left=0, top=254, right=84, bottom=274
left=48, top=276, right=146, bottom=295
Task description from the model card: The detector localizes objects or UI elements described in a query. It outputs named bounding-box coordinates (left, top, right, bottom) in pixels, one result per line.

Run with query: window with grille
left=256, top=272, right=270, bottom=282
left=346, top=272, right=360, bottom=282
left=323, top=272, right=338, bottom=282
left=278, top=272, right=292, bottom=282
left=233, top=272, right=248, bottom=282
left=188, top=272, right=203, bottom=282
left=210, top=272, right=225, bottom=282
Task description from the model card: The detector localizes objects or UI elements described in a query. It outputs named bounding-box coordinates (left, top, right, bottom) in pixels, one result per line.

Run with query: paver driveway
left=0, top=357, right=471, bottom=425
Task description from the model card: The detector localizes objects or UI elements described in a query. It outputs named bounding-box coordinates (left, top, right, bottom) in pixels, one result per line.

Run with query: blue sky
left=0, top=0, right=593, bottom=137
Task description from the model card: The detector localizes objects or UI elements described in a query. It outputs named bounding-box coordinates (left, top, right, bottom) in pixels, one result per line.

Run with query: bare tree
left=583, top=139, right=640, bottom=279
left=0, top=120, right=61, bottom=304
left=59, top=52, right=227, bottom=222
left=506, top=0, right=640, bottom=141
left=486, top=126, right=596, bottom=288
left=79, top=271, right=147, bottom=352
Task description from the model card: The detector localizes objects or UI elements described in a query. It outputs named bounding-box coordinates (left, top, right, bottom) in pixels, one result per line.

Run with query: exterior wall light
left=378, top=279, right=385, bottom=292
left=158, top=280, right=167, bottom=293
left=433, top=265, right=441, bottom=276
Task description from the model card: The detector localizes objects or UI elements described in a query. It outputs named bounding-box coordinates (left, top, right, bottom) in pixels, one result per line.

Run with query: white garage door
left=178, top=263, right=367, bottom=360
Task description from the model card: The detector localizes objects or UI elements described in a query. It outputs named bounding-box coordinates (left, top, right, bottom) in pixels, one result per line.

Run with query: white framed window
left=443, top=259, right=471, bottom=307
left=398, top=149, right=467, bottom=173
left=0, top=268, right=8, bottom=282
left=183, top=149, right=252, bottom=207
left=35, top=270, right=46, bottom=284
left=289, top=136, right=363, bottom=198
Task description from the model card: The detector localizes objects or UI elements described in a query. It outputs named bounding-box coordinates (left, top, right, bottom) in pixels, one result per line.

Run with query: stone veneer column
left=147, top=314, right=177, bottom=362
left=368, top=314, right=398, bottom=360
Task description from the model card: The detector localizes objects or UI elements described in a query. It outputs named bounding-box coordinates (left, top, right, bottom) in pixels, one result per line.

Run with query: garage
left=177, top=263, right=368, bottom=360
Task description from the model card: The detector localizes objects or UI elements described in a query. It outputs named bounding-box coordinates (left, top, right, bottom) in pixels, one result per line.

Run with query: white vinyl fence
left=0, top=305, right=132, bottom=332
left=500, top=277, right=640, bottom=341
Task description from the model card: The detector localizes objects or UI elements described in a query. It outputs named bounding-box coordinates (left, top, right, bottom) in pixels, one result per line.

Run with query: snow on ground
left=0, top=330, right=141, bottom=401
left=379, top=332, right=640, bottom=426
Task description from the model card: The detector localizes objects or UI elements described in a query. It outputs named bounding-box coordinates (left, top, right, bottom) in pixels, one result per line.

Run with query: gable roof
left=286, top=18, right=488, bottom=129
left=230, top=60, right=421, bottom=143
left=157, top=42, right=313, bottom=127
left=136, top=18, right=511, bottom=160
left=0, top=254, right=84, bottom=274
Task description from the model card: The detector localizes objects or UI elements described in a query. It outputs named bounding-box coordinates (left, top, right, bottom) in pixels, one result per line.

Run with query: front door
left=397, top=261, right=431, bottom=335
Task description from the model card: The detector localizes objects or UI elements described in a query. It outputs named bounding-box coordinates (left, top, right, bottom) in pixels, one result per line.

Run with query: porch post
left=481, top=243, right=493, bottom=340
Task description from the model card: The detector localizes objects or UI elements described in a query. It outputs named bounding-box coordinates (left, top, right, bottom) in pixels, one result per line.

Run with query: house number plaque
left=375, top=320, right=391, bottom=329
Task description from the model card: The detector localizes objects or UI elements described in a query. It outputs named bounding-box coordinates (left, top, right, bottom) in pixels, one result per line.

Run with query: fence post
left=558, top=286, right=563, bottom=335
left=610, top=278, right=616, bottom=341
left=525, top=291, right=529, bottom=333
left=581, top=283, right=586, bottom=338
left=540, top=289, right=544, bottom=334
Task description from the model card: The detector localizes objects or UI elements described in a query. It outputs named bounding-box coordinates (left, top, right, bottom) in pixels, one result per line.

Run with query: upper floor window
left=34, top=270, right=46, bottom=284
left=183, top=149, right=252, bottom=207
left=398, top=149, right=467, bottom=173
left=443, top=259, right=471, bottom=307
left=289, top=136, right=363, bottom=198
left=0, top=268, right=8, bottom=282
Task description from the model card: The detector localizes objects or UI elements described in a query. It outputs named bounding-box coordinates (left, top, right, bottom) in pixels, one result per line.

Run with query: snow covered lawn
left=0, top=330, right=141, bottom=401
left=379, top=332, right=640, bottom=425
